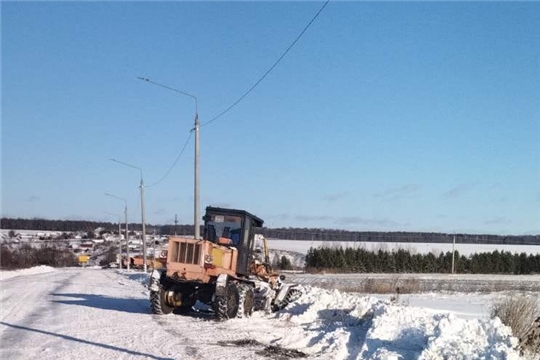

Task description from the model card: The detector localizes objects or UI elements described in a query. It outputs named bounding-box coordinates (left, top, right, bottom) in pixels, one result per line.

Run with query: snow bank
left=272, top=285, right=521, bottom=359
left=114, top=271, right=521, bottom=359
left=0, top=265, right=56, bottom=281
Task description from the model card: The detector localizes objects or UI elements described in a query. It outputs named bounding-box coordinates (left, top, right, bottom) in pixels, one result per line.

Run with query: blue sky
left=2, top=1, right=539, bottom=235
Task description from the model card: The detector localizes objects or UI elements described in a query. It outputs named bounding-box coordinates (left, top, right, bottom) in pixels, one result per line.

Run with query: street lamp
left=110, top=159, right=148, bottom=272
left=104, top=211, right=123, bottom=269
left=137, top=77, right=201, bottom=240
left=105, top=193, right=130, bottom=270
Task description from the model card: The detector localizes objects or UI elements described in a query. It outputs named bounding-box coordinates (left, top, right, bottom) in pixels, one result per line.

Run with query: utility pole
left=153, top=228, right=156, bottom=262
left=137, top=77, right=200, bottom=240
left=106, top=193, right=130, bottom=270
left=118, top=221, right=122, bottom=269
left=174, top=214, right=178, bottom=236
left=104, top=211, right=123, bottom=269
left=140, top=177, right=147, bottom=272
left=124, top=203, right=130, bottom=270
left=451, top=234, right=456, bottom=275
left=110, top=159, right=147, bottom=272
left=194, top=113, right=200, bottom=240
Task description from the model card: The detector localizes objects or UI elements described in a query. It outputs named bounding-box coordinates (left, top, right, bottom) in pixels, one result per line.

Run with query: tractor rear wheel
left=150, top=284, right=174, bottom=315
left=214, top=283, right=239, bottom=320
left=237, top=284, right=254, bottom=318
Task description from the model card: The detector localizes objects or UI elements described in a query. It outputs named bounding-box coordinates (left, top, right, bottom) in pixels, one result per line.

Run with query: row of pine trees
left=305, top=247, right=540, bottom=274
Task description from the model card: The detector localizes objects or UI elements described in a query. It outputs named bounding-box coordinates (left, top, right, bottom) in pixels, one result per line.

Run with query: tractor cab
left=203, top=207, right=264, bottom=276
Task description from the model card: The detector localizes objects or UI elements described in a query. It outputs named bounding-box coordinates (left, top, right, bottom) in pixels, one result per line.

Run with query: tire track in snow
left=0, top=270, right=79, bottom=359
left=149, top=312, right=274, bottom=359
left=48, top=270, right=172, bottom=359
left=1, top=269, right=175, bottom=360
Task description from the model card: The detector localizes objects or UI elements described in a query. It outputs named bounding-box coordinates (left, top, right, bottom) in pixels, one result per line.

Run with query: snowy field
left=1, top=267, right=535, bottom=359
left=289, top=273, right=540, bottom=293
left=267, top=239, right=540, bottom=256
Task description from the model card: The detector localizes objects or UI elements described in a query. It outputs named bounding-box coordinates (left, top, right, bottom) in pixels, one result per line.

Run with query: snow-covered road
left=1, top=268, right=178, bottom=359
left=0, top=268, right=524, bottom=359
left=1, top=268, right=286, bottom=360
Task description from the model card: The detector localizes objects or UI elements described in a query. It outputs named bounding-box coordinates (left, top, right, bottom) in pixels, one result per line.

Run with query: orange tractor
left=148, top=206, right=301, bottom=319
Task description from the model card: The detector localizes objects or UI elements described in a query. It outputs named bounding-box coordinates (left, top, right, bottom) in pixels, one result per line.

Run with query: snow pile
left=419, top=316, right=518, bottom=360
left=272, top=285, right=521, bottom=359
left=0, top=265, right=56, bottom=281
left=112, top=271, right=521, bottom=359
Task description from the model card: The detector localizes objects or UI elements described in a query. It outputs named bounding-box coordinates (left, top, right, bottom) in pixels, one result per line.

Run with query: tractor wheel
left=237, top=284, right=254, bottom=318
left=214, top=283, right=239, bottom=321
left=150, top=284, right=174, bottom=315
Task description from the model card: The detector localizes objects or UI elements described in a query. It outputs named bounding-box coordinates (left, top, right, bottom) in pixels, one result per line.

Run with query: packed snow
left=0, top=266, right=530, bottom=359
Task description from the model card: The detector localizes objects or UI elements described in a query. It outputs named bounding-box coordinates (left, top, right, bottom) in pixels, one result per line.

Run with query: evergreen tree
left=279, top=255, right=293, bottom=270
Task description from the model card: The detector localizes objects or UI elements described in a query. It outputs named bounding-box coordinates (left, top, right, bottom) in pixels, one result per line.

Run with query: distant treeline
left=0, top=244, right=78, bottom=270
left=0, top=218, right=194, bottom=236
left=262, top=228, right=540, bottom=245
left=1, top=217, right=538, bottom=245
left=305, top=247, right=540, bottom=275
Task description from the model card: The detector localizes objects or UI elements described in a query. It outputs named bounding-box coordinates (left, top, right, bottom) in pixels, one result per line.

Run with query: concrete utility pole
left=110, top=159, right=148, bottom=272
left=106, top=193, right=130, bottom=270
left=175, top=214, right=178, bottom=236
left=194, top=113, right=200, bottom=240
left=140, top=178, right=146, bottom=271
left=451, top=234, right=456, bottom=275
left=153, top=228, right=156, bottom=262
left=124, top=204, right=130, bottom=270
left=104, top=211, right=122, bottom=269
left=118, top=221, right=122, bottom=268
left=138, top=77, right=200, bottom=240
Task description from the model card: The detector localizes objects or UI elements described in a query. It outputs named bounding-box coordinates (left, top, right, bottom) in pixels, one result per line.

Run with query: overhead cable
left=146, top=131, right=193, bottom=188
left=201, top=0, right=331, bottom=127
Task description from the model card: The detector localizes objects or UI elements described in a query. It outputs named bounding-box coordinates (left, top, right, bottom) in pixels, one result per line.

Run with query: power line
left=136, top=2, right=330, bottom=190
left=201, top=0, right=331, bottom=127
left=146, top=131, right=193, bottom=188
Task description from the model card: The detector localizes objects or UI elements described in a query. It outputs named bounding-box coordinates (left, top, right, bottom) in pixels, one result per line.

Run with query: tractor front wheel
left=150, top=284, right=175, bottom=315
left=214, top=283, right=239, bottom=320
left=237, top=284, right=254, bottom=318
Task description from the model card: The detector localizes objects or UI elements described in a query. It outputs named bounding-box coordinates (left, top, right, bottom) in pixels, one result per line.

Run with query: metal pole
left=137, top=77, right=200, bottom=240
left=140, top=178, right=147, bottom=272
left=125, top=204, right=130, bottom=270
left=110, top=159, right=147, bottom=272
left=104, top=211, right=123, bottom=269
left=194, top=113, right=200, bottom=240
left=153, top=229, right=156, bottom=263
left=105, top=195, right=129, bottom=269
left=118, top=221, right=122, bottom=269
left=451, top=234, right=456, bottom=274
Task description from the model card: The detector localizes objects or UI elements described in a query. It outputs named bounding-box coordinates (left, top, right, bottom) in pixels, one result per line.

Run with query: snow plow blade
left=272, top=284, right=303, bottom=312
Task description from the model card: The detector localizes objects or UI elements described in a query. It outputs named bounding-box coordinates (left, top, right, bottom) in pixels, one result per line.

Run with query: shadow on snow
left=0, top=321, right=174, bottom=360
left=51, top=293, right=149, bottom=314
